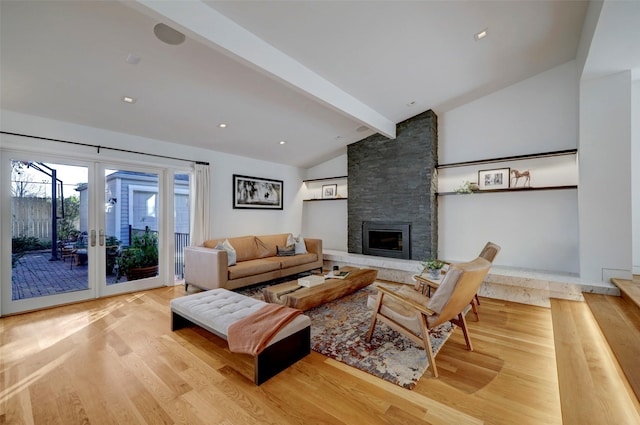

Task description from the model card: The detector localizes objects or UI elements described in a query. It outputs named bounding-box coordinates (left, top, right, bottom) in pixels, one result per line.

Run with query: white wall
left=0, top=110, right=306, bottom=239
left=578, top=72, right=633, bottom=281
left=438, top=190, right=579, bottom=270
left=438, top=61, right=580, bottom=273
left=633, top=79, right=640, bottom=275
left=440, top=61, right=578, bottom=164
left=210, top=153, right=305, bottom=238
left=302, top=154, right=348, bottom=250
left=306, top=154, right=347, bottom=180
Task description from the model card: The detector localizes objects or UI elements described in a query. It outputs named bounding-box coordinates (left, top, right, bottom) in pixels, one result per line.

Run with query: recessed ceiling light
left=122, top=96, right=136, bottom=104
left=279, top=140, right=287, bottom=145
left=125, top=53, right=141, bottom=65
left=406, top=100, right=416, bottom=107
left=218, top=123, right=227, bottom=128
left=474, top=28, right=488, bottom=41
left=356, top=125, right=369, bottom=132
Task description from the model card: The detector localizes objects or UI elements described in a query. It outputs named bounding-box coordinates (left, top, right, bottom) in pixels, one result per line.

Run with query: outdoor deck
left=11, top=251, right=120, bottom=300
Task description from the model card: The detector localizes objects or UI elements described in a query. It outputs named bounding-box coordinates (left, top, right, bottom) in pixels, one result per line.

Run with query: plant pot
left=126, top=265, right=158, bottom=281
left=429, top=268, right=442, bottom=279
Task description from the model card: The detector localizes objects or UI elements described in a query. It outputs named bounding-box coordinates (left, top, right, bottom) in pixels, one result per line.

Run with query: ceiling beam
left=131, top=0, right=396, bottom=139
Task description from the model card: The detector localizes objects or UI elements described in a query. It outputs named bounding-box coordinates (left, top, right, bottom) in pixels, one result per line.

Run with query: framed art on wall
left=233, top=174, right=283, bottom=209
left=322, top=184, right=337, bottom=199
left=478, top=168, right=510, bottom=190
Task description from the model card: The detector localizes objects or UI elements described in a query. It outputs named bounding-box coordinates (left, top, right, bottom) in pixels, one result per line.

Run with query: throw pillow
left=215, top=239, right=237, bottom=266
left=293, top=234, right=308, bottom=254
left=286, top=233, right=296, bottom=247
left=276, top=245, right=295, bottom=257
left=254, top=236, right=273, bottom=258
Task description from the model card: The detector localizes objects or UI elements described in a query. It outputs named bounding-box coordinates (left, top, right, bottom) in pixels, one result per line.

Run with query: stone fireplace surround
left=347, top=110, right=437, bottom=261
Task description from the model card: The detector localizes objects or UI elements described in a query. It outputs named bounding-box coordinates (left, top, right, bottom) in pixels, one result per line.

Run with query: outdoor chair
left=58, top=241, right=75, bottom=264
left=69, top=234, right=89, bottom=269
left=367, top=257, right=492, bottom=378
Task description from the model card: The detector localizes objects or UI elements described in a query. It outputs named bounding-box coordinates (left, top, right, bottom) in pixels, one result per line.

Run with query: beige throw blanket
left=227, top=304, right=303, bottom=355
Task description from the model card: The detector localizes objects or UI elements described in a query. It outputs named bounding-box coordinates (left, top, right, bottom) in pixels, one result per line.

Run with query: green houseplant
left=115, top=230, right=158, bottom=282
left=420, top=258, right=445, bottom=279
left=455, top=180, right=479, bottom=194
left=105, top=236, right=121, bottom=276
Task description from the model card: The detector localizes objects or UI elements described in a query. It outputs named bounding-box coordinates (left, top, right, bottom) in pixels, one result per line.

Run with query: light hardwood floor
left=552, top=297, right=640, bottom=425
left=1, top=284, right=638, bottom=424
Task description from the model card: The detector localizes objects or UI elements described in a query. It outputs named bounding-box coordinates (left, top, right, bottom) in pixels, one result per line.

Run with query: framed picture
left=478, top=168, right=510, bottom=190
left=322, top=184, right=337, bottom=199
left=233, top=174, right=283, bottom=209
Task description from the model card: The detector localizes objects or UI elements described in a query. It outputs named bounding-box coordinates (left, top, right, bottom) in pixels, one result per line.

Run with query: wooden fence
left=11, top=197, right=52, bottom=239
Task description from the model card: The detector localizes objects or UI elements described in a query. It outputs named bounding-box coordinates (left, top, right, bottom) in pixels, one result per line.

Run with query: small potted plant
left=115, top=230, right=158, bottom=282
left=455, top=180, right=479, bottom=194
left=420, top=258, right=445, bottom=279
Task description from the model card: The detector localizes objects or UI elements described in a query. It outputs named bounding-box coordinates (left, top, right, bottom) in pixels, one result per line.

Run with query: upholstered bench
left=170, top=288, right=311, bottom=385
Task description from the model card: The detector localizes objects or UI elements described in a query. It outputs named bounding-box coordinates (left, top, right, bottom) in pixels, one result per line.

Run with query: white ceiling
left=0, top=0, right=594, bottom=168
left=581, top=0, right=640, bottom=80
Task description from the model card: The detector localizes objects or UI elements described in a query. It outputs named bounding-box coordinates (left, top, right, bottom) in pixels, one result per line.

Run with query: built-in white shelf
left=303, top=175, right=347, bottom=183
left=437, top=149, right=577, bottom=169
left=437, top=185, right=577, bottom=196
left=303, top=175, right=347, bottom=201
left=303, top=197, right=348, bottom=202
left=437, top=149, right=578, bottom=194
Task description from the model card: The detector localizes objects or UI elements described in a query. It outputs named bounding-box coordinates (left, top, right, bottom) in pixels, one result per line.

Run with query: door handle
left=99, top=229, right=105, bottom=246
left=90, top=229, right=96, bottom=247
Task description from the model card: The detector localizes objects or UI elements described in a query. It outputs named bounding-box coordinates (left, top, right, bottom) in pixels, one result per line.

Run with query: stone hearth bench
left=323, top=250, right=620, bottom=307
left=170, top=288, right=311, bottom=385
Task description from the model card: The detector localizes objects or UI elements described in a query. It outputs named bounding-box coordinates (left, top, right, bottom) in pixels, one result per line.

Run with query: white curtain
left=189, top=163, right=211, bottom=246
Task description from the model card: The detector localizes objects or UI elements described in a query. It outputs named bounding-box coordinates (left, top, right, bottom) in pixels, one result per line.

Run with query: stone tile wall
left=347, top=110, right=438, bottom=260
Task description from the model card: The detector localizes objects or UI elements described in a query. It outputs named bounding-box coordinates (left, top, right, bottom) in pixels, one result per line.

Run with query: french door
left=2, top=151, right=168, bottom=315
left=97, top=163, right=164, bottom=297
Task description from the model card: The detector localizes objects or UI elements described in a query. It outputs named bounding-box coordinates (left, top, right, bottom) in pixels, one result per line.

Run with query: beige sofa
left=184, top=234, right=323, bottom=291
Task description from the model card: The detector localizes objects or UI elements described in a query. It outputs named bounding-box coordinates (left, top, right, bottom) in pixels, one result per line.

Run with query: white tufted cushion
left=171, top=288, right=310, bottom=346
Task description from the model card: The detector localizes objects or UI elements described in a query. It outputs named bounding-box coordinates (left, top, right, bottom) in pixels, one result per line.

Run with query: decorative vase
left=429, top=268, right=441, bottom=279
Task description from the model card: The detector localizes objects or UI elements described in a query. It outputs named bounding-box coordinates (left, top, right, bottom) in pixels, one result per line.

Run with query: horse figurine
left=511, top=169, right=531, bottom=187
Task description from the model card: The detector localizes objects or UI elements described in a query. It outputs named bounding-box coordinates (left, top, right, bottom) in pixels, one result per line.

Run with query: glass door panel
left=4, top=155, right=95, bottom=313
left=98, top=165, right=163, bottom=297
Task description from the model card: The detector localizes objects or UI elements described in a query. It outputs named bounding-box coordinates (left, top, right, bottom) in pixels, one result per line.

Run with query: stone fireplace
left=347, top=110, right=437, bottom=260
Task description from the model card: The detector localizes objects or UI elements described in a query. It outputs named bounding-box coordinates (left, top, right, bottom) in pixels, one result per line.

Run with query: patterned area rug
left=238, top=282, right=456, bottom=389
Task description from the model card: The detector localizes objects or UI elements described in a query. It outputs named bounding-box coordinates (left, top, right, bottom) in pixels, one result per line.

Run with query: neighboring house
left=77, top=172, right=189, bottom=246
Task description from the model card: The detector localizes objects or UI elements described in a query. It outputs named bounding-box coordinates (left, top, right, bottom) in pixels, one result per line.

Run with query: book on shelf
left=324, top=270, right=350, bottom=279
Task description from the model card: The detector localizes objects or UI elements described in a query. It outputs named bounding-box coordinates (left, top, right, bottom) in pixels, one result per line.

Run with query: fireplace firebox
left=362, top=221, right=411, bottom=259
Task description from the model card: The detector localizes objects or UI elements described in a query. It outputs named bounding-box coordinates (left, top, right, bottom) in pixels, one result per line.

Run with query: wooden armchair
left=415, top=241, right=500, bottom=320
left=367, top=257, right=491, bottom=378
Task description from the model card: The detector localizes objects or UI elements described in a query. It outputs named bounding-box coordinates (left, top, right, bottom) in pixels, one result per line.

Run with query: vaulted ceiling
left=0, top=0, right=609, bottom=168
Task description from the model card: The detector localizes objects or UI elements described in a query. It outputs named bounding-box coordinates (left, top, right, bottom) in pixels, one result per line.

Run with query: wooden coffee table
left=263, top=267, right=378, bottom=311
